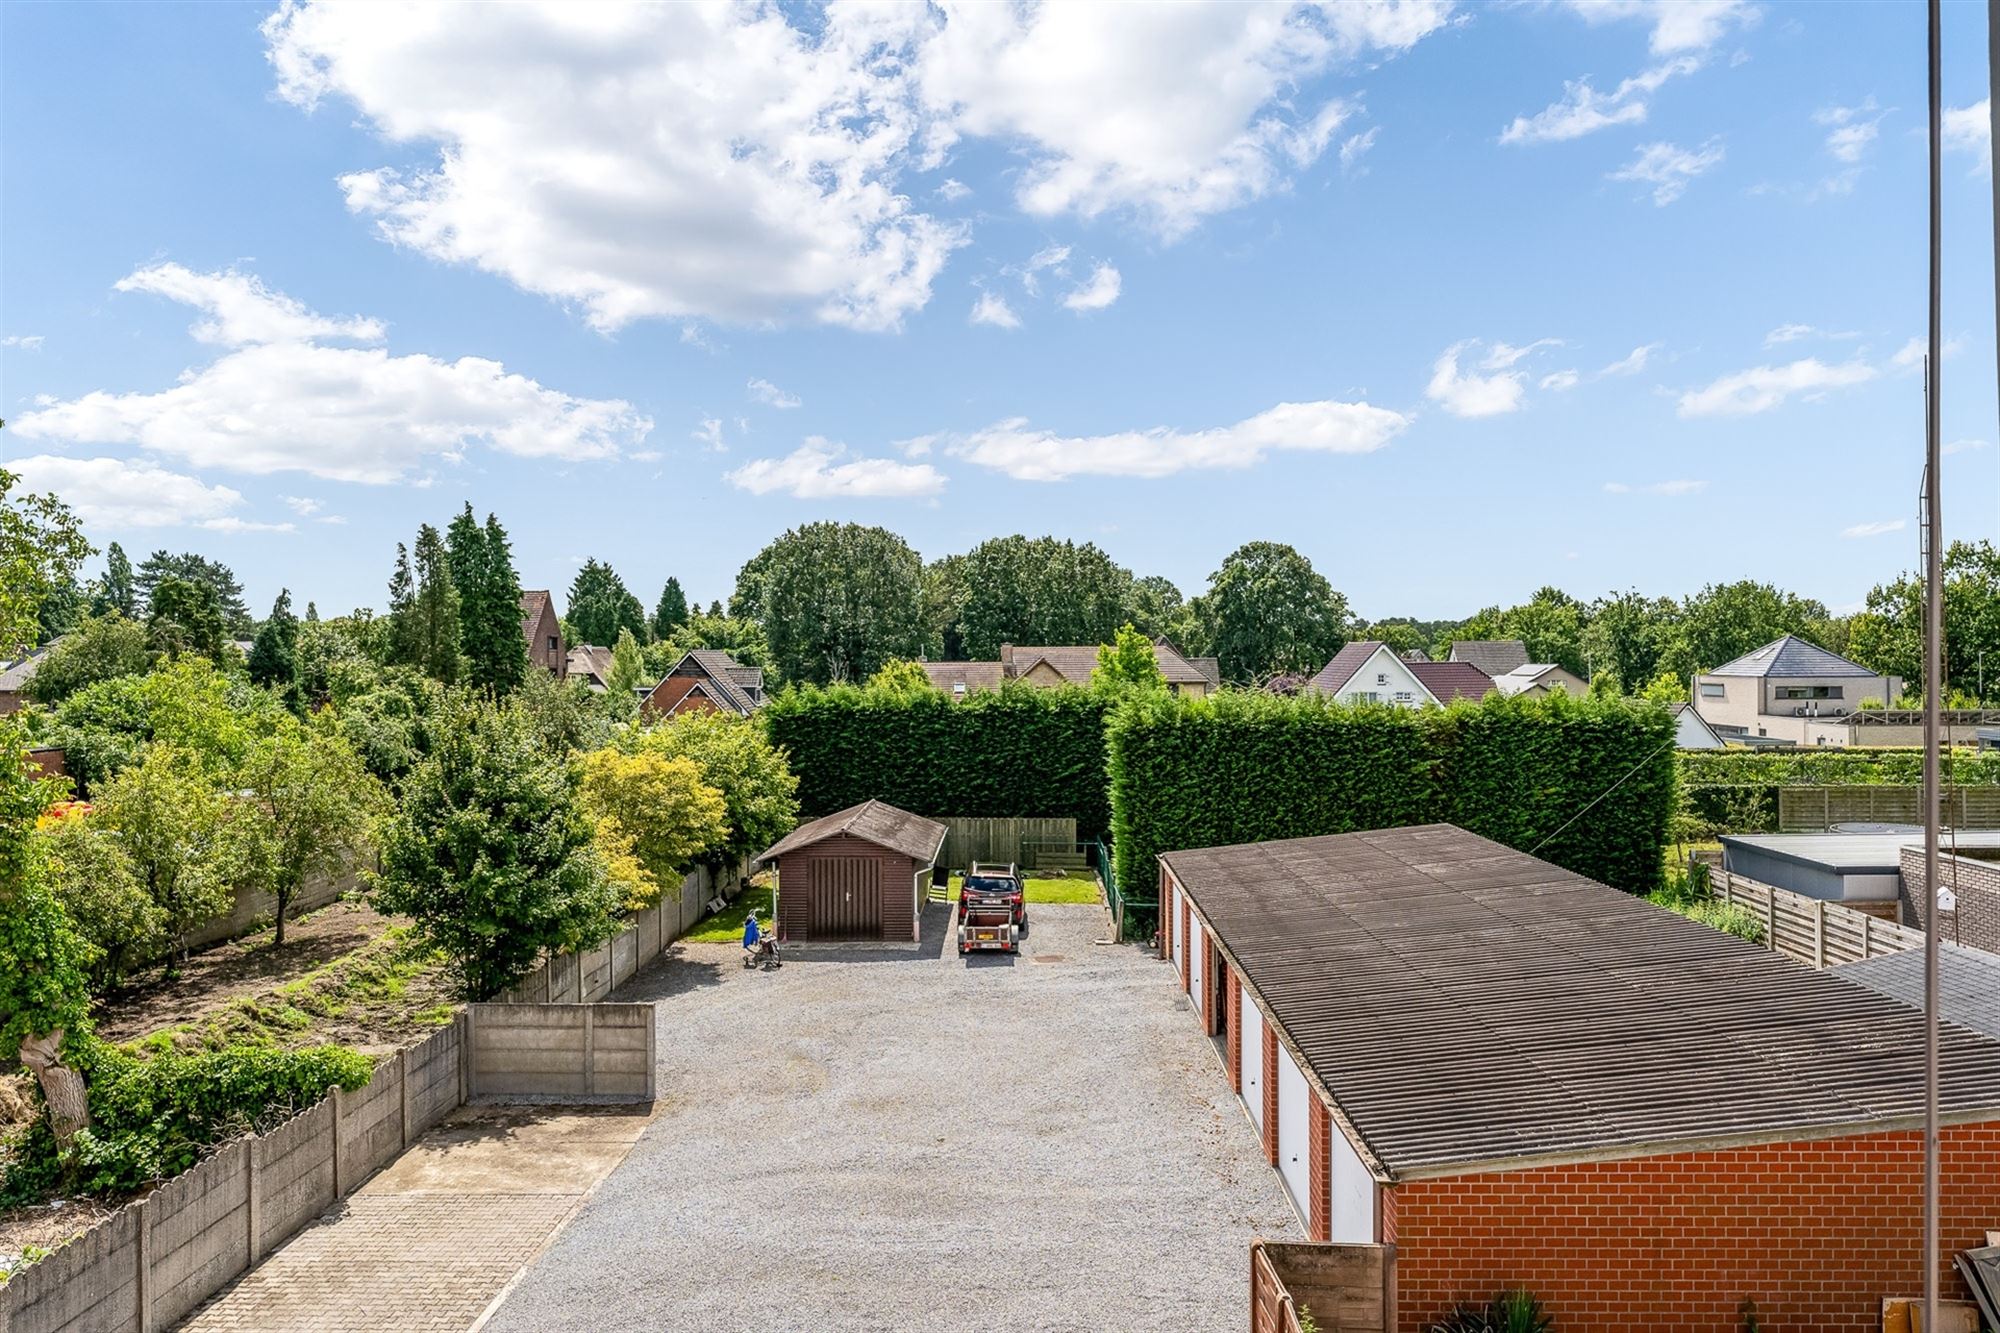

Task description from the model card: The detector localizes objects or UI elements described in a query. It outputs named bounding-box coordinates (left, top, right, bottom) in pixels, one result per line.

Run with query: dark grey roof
left=673, top=649, right=761, bottom=714
left=1837, top=943, right=2000, bottom=1044
left=0, top=643, right=53, bottom=693
left=1708, top=634, right=1880, bottom=679
left=1447, top=639, right=1529, bottom=675
left=1162, top=824, right=2000, bottom=1179
left=755, top=800, right=947, bottom=867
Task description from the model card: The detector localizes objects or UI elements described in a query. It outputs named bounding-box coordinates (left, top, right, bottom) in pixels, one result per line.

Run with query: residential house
left=1490, top=662, right=1588, bottom=698
left=920, top=640, right=1220, bottom=698
left=1305, top=641, right=1493, bottom=707
left=520, top=590, right=565, bottom=676
left=1670, top=701, right=1725, bottom=749
left=1446, top=638, right=1528, bottom=676
left=1692, top=634, right=1901, bottom=747
left=565, top=644, right=615, bottom=692
left=0, top=643, right=54, bottom=714
left=641, top=648, right=766, bottom=719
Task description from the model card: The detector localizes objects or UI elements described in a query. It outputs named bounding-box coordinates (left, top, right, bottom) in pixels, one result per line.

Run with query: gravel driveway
left=481, top=902, right=1300, bottom=1333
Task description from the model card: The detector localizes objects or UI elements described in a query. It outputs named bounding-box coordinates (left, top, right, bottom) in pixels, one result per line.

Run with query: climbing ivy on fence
left=761, top=682, right=1112, bottom=832
left=1108, top=689, right=1676, bottom=934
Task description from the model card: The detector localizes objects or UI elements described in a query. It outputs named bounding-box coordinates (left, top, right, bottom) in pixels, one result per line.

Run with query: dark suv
left=961, top=861, right=1026, bottom=929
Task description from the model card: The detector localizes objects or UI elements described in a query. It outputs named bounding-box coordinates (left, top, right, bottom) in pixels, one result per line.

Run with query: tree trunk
left=18, top=1030, right=89, bottom=1145
left=274, top=889, right=289, bottom=946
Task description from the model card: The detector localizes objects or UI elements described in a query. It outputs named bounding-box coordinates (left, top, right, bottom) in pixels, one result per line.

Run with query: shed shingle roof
left=1447, top=639, right=1529, bottom=676
left=754, top=800, right=947, bottom=867
left=1162, top=824, right=2000, bottom=1179
left=1836, top=942, right=2000, bottom=1045
left=1708, top=634, right=1881, bottom=679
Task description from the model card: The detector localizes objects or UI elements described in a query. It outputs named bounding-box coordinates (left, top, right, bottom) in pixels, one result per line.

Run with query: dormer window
left=1376, top=672, right=1389, bottom=686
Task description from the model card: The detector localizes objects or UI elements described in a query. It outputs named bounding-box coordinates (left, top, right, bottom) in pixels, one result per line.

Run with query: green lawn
left=946, top=874, right=1102, bottom=905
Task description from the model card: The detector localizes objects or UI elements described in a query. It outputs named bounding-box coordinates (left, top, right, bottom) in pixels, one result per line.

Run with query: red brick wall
left=1202, top=935, right=1221, bottom=1036
left=1226, top=971, right=1243, bottom=1094
left=1261, top=1026, right=1279, bottom=1167
left=641, top=675, right=720, bottom=719
left=1308, top=1100, right=1332, bottom=1243
left=1180, top=897, right=1191, bottom=993
left=1389, top=1124, right=2000, bottom=1332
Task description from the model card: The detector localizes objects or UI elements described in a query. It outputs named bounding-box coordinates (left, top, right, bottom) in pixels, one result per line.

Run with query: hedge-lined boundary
left=1108, top=690, right=1677, bottom=928
left=760, top=683, right=1112, bottom=832
left=1678, top=747, right=2000, bottom=787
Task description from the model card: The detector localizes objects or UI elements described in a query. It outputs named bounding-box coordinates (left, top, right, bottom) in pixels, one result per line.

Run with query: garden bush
left=2, top=1037, right=373, bottom=1202
left=1108, top=690, right=1676, bottom=934
left=762, top=681, right=1112, bottom=832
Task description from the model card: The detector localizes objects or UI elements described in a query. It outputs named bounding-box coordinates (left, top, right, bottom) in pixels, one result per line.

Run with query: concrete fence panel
left=1, top=1203, right=141, bottom=1333
left=467, top=1003, right=656, bottom=1102
left=339, top=1065, right=405, bottom=1185
left=404, top=1019, right=464, bottom=1136
left=254, top=1097, right=337, bottom=1256
left=147, top=1140, right=253, bottom=1330
left=612, top=930, right=639, bottom=987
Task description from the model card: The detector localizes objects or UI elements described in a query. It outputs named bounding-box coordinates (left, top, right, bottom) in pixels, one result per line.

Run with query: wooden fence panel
left=1778, top=785, right=2000, bottom=832
left=1713, top=870, right=1923, bottom=966
left=935, top=817, right=1077, bottom=871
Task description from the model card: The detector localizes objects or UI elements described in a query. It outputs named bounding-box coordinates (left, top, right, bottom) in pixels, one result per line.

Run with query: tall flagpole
left=1923, top=0, right=1944, bottom=1327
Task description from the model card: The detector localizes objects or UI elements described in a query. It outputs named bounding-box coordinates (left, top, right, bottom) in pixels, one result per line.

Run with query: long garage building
left=1160, top=823, right=2000, bottom=1330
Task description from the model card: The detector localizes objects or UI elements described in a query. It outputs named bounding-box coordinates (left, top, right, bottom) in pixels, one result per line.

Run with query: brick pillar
left=1309, top=1098, right=1332, bottom=1243
left=1180, top=898, right=1191, bottom=993
left=1157, top=871, right=1170, bottom=959
left=1203, top=937, right=1221, bottom=1036
left=1226, top=971, right=1243, bottom=1093
left=1261, top=1025, right=1279, bottom=1166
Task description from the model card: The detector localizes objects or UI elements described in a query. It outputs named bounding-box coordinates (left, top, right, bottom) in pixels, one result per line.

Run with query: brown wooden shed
left=755, top=800, right=947, bottom=943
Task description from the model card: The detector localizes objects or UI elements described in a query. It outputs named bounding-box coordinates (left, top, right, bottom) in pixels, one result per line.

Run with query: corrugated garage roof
left=754, top=799, right=947, bottom=867
left=1162, top=824, right=2000, bottom=1179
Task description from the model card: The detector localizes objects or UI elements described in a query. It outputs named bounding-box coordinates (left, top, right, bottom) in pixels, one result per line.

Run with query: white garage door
left=1276, top=1044, right=1309, bottom=1218
left=1170, top=885, right=1183, bottom=973
left=1188, top=920, right=1204, bottom=1019
left=1327, top=1114, right=1375, bottom=1243
left=1239, top=999, right=1265, bottom=1130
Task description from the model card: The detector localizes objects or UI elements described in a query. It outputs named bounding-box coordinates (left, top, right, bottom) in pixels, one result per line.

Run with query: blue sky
left=2, top=0, right=1996, bottom=623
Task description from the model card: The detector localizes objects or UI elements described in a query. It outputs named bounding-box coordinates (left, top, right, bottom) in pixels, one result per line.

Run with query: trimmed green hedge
left=1108, top=690, right=1676, bottom=928
left=1677, top=747, right=2000, bottom=787
left=761, top=683, right=1112, bottom=832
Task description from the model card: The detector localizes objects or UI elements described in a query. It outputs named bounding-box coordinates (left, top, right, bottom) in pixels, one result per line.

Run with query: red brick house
left=640, top=649, right=765, bottom=719
left=1160, top=824, right=2000, bottom=1331
left=520, top=590, right=564, bottom=676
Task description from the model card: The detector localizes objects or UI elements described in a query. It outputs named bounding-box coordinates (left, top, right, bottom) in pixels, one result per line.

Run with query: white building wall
left=1276, top=1044, right=1310, bottom=1217
left=1239, top=999, right=1265, bottom=1132
left=1333, top=645, right=1435, bottom=708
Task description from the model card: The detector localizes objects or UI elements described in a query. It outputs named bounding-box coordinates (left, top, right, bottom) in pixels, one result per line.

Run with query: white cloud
left=1339, top=127, right=1379, bottom=173
left=969, top=290, right=1022, bottom=330
left=1017, top=244, right=1072, bottom=296
left=1060, top=263, right=1122, bottom=313
left=281, top=495, right=322, bottom=517
left=1603, top=479, right=1707, bottom=496
left=1945, top=101, right=1991, bottom=170
left=1479, top=338, right=1563, bottom=370
left=936, top=178, right=971, bottom=202
left=947, top=398, right=1408, bottom=482
left=1598, top=342, right=1660, bottom=376
left=1427, top=341, right=1528, bottom=417
left=1499, top=57, right=1697, bottom=145
left=1540, top=369, right=1581, bottom=391
left=1814, top=99, right=1884, bottom=163
left=1609, top=138, right=1724, bottom=205
left=116, top=263, right=384, bottom=346
left=1677, top=356, right=1876, bottom=417
left=199, top=517, right=298, bottom=534
left=692, top=417, right=724, bottom=451
left=725, top=438, right=945, bottom=499
left=265, top=3, right=1451, bottom=331
left=1, top=334, right=45, bottom=351
left=1841, top=518, right=1906, bottom=539
left=7, top=454, right=247, bottom=529
left=746, top=377, right=802, bottom=410
left=1560, top=0, right=1757, bottom=56
left=1764, top=322, right=1846, bottom=346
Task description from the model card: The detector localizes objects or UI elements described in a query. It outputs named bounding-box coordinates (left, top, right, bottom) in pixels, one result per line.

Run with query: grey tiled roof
left=1708, top=634, right=1880, bottom=679
left=673, top=649, right=762, bottom=713
left=1836, top=942, right=2000, bottom=1044
left=1163, top=824, right=2000, bottom=1178
left=755, top=799, right=948, bottom=867
left=0, top=645, right=51, bottom=693
left=565, top=644, right=615, bottom=687
left=1448, top=640, right=1529, bottom=676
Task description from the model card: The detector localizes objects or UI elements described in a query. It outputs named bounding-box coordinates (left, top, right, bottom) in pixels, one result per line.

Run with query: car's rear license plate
left=977, top=931, right=996, bottom=941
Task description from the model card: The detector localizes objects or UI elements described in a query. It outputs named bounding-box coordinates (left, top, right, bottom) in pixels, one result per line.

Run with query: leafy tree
left=0, top=462, right=93, bottom=658
left=384, top=542, right=422, bottom=668
left=147, top=576, right=229, bottom=661
left=24, top=612, right=151, bottom=706
left=730, top=544, right=774, bottom=623
left=134, top=550, right=250, bottom=631
left=567, top=558, right=648, bottom=648
left=953, top=535, right=1136, bottom=659
left=37, top=571, right=84, bottom=644
left=633, top=711, right=798, bottom=874
left=373, top=697, right=620, bottom=999
left=34, top=809, right=163, bottom=990
left=576, top=748, right=729, bottom=907
left=748, top=522, right=925, bottom=685
left=1, top=716, right=94, bottom=1142
left=90, top=542, right=136, bottom=619
left=333, top=668, right=438, bottom=786
left=642, top=612, right=769, bottom=678
left=1127, top=574, right=1199, bottom=649
left=295, top=616, right=382, bottom=709
left=1198, top=541, right=1349, bottom=683
left=921, top=554, right=971, bottom=659
left=1660, top=580, right=1830, bottom=680
left=49, top=655, right=265, bottom=791
left=1581, top=590, right=1679, bottom=694
left=222, top=713, right=385, bottom=946
left=447, top=505, right=529, bottom=693
left=508, top=667, right=616, bottom=759
left=93, top=744, right=233, bottom=970
left=1502, top=586, right=1589, bottom=678
left=247, top=588, right=301, bottom=698
left=1354, top=619, right=1430, bottom=659
left=1093, top=623, right=1168, bottom=692
left=867, top=658, right=935, bottom=693
left=608, top=627, right=644, bottom=701
left=1851, top=541, right=2000, bottom=700
left=407, top=524, right=464, bottom=683
left=652, top=577, right=690, bottom=639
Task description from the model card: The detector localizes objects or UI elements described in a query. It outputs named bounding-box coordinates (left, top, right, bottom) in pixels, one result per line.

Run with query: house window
left=547, top=636, right=558, bottom=652
left=1375, top=672, right=1389, bottom=686
left=1353, top=691, right=1380, bottom=703
left=1394, top=691, right=1414, bottom=703
left=1699, top=682, right=1725, bottom=698
left=1777, top=685, right=1843, bottom=700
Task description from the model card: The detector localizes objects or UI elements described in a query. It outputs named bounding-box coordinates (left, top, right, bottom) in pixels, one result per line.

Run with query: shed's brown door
left=809, top=857, right=882, bottom=940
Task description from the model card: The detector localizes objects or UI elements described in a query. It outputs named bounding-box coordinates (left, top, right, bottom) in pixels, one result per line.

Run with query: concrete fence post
left=331, top=1087, right=346, bottom=1201
left=462, top=1008, right=476, bottom=1102
left=583, top=1004, right=597, bottom=1097
left=134, top=1196, right=153, bottom=1333
left=246, top=1135, right=262, bottom=1266
left=398, top=1046, right=412, bottom=1150
left=1813, top=900, right=1827, bottom=969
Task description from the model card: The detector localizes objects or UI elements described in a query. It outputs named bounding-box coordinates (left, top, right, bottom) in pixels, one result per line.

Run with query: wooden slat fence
left=934, top=817, right=1076, bottom=871
left=1251, top=1242, right=1392, bottom=1333
left=1778, top=785, right=2000, bottom=832
left=1713, top=870, right=1924, bottom=968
